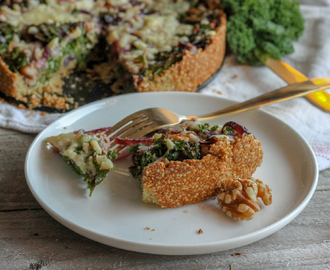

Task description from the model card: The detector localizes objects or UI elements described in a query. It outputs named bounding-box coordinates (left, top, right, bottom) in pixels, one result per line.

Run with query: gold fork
left=107, top=78, right=330, bottom=151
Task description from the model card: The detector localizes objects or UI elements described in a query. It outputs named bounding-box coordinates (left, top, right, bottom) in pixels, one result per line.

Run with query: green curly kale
left=222, top=0, right=305, bottom=65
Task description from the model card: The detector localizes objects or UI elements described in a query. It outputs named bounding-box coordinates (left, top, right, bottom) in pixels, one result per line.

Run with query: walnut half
left=217, top=177, right=272, bottom=221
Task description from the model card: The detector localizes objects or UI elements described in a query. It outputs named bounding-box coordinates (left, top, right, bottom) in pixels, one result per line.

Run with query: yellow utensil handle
left=263, top=58, right=330, bottom=112
left=307, top=90, right=330, bottom=111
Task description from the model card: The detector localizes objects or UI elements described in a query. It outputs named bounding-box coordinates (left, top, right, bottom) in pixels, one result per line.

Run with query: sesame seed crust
left=141, top=134, right=263, bottom=208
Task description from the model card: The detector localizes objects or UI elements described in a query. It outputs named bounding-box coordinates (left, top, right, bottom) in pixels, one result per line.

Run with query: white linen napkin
left=0, top=4, right=329, bottom=170
left=0, top=102, right=61, bottom=133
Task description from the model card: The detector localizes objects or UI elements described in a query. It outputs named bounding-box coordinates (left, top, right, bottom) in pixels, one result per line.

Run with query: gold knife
left=261, top=57, right=330, bottom=112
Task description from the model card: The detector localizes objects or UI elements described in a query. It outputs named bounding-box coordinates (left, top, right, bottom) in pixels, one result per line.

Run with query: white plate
left=25, top=92, right=318, bottom=255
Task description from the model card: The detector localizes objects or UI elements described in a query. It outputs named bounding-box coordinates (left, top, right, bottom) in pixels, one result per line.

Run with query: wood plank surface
left=1, top=128, right=329, bottom=270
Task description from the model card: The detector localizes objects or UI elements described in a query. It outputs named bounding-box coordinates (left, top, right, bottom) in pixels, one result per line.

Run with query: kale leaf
left=222, top=0, right=305, bottom=65
left=129, top=143, right=166, bottom=182
left=166, top=140, right=201, bottom=161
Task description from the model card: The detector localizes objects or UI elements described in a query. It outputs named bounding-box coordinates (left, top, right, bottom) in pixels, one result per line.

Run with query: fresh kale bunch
left=222, top=0, right=305, bottom=65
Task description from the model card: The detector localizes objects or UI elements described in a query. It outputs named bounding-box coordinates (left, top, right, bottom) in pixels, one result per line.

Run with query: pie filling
left=129, top=119, right=249, bottom=183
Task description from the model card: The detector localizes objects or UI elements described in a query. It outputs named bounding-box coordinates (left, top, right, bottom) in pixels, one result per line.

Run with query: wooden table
left=1, top=127, right=329, bottom=269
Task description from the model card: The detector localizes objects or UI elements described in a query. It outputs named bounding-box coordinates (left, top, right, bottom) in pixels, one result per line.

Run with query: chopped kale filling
left=34, top=23, right=98, bottom=82
left=62, top=155, right=84, bottom=175
left=0, top=23, right=17, bottom=54
left=129, top=139, right=200, bottom=183
left=61, top=148, right=117, bottom=196
left=141, top=46, right=185, bottom=79
left=2, top=47, right=28, bottom=73
left=25, top=23, right=75, bottom=45
left=129, top=120, right=251, bottom=183
left=1, top=19, right=98, bottom=83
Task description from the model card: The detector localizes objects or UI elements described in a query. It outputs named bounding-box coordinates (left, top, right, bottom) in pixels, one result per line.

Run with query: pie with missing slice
left=0, top=0, right=226, bottom=111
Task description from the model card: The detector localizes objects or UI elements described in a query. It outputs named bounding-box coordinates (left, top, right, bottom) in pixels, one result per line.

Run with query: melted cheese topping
left=46, top=132, right=114, bottom=175
left=21, top=5, right=89, bottom=25
left=1, top=1, right=93, bottom=28
left=106, top=0, right=193, bottom=74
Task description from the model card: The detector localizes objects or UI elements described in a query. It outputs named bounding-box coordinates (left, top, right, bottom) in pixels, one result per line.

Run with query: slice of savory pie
left=0, top=0, right=226, bottom=111
left=128, top=119, right=271, bottom=221
left=45, top=126, right=117, bottom=196
left=129, top=120, right=264, bottom=206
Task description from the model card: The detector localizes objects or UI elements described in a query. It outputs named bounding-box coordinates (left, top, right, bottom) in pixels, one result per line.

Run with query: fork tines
left=106, top=109, right=154, bottom=150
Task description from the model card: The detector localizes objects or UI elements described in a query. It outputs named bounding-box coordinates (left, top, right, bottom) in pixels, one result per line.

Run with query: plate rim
left=24, top=91, right=319, bottom=255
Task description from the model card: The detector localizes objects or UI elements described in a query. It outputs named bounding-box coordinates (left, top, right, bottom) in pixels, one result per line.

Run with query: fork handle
left=192, top=79, right=330, bottom=121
